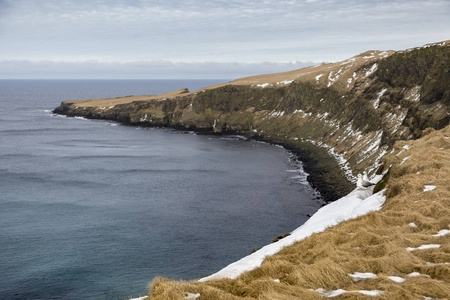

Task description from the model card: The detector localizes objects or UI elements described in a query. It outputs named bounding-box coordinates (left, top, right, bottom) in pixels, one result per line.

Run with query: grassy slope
left=52, top=41, right=450, bottom=299
left=54, top=42, right=450, bottom=185
left=146, top=124, right=450, bottom=300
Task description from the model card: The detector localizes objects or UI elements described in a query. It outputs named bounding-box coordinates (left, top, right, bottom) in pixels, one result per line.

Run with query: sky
left=0, top=0, right=449, bottom=79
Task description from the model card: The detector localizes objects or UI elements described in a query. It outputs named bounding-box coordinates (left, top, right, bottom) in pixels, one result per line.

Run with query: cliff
left=53, top=40, right=450, bottom=299
left=147, top=124, right=450, bottom=299
left=54, top=40, right=450, bottom=201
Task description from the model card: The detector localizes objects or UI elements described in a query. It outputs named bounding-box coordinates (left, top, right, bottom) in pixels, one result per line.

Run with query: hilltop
left=54, top=39, right=450, bottom=200
left=53, top=40, right=450, bottom=299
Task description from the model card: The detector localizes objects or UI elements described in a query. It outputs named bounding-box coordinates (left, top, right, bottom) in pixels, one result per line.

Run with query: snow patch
left=140, top=114, right=148, bottom=122
left=315, top=288, right=346, bottom=298
left=200, top=187, right=386, bottom=281
left=359, top=290, right=382, bottom=297
left=278, top=80, right=293, bottom=85
left=349, top=272, right=377, bottom=282
left=346, top=77, right=352, bottom=88
left=400, top=155, right=411, bottom=165
left=268, top=111, right=285, bottom=118
left=327, top=68, right=345, bottom=87
left=317, top=112, right=329, bottom=120
left=184, top=292, right=200, bottom=299
left=306, top=139, right=355, bottom=182
left=408, top=222, right=417, bottom=228
left=364, top=130, right=383, bottom=154
left=373, top=88, right=387, bottom=109
left=375, top=147, right=388, bottom=164
left=432, top=229, right=450, bottom=237
left=315, top=74, right=323, bottom=83
left=406, top=272, right=422, bottom=278
left=423, top=185, right=436, bottom=192
left=388, top=276, right=405, bottom=283
left=385, top=110, right=407, bottom=134
left=405, top=85, right=421, bottom=102
left=315, top=288, right=382, bottom=298
left=365, top=63, right=378, bottom=78
left=406, top=244, right=441, bottom=252
left=257, top=83, right=271, bottom=88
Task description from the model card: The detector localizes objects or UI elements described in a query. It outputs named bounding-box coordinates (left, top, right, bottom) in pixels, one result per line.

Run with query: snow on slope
left=200, top=175, right=385, bottom=281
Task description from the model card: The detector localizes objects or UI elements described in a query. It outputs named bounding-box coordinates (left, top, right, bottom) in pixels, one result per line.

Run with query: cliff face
left=54, top=40, right=450, bottom=201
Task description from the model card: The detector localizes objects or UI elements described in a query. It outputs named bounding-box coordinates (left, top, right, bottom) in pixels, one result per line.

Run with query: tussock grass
left=146, top=125, right=450, bottom=299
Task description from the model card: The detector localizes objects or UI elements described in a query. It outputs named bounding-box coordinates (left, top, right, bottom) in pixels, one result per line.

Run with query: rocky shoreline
left=53, top=41, right=450, bottom=202
left=53, top=103, right=353, bottom=202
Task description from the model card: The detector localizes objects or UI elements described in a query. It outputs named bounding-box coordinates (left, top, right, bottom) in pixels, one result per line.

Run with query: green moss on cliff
left=376, top=45, right=450, bottom=105
left=193, top=85, right=284, bottom=114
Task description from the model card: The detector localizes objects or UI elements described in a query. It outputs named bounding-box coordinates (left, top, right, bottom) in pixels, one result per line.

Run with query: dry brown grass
left=65, top=88, right=190, bottom=107
left=225, top=50, right=395, bottom=92
left=145, top=125, right=450, bottom=300
left=66, top=49, right=397, bottom=111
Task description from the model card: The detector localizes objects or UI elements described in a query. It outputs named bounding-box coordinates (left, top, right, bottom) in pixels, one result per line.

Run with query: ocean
left=0, top=80, right=320, bottom=300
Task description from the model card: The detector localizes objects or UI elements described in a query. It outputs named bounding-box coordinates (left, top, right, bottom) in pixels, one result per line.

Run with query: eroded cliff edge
left=54, top=41, right=450, bottom=201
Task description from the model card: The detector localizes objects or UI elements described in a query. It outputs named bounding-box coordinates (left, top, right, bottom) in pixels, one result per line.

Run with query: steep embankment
left=54, top=40, right=450, bottom=202
left=53, top=40, right=450, bottom=299
left=148, top=124, right=450, bottom=299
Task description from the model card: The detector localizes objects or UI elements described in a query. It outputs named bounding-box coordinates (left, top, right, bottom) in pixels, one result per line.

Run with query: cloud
left=0, top=59, right=316, bottom=79
left=0, top=0, right=449, bottom=75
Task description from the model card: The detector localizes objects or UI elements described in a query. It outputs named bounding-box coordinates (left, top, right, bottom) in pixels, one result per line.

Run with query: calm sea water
left=0, top=80, right=320, bottom=300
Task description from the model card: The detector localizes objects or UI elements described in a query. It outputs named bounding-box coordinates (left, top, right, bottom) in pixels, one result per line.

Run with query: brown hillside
left=52, top=40, right=450, bottom=300
left=146, top=124, right=450, bottom=300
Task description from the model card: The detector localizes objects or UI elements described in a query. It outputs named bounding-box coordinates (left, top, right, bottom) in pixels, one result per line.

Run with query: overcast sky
left=1, top=0, right=449, bottom=79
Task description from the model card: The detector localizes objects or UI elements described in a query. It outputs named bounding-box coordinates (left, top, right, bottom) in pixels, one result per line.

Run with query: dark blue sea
left=0, top=80, right=321, bottom=300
